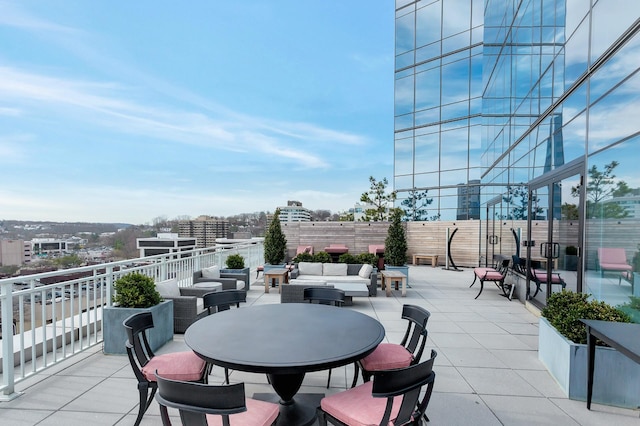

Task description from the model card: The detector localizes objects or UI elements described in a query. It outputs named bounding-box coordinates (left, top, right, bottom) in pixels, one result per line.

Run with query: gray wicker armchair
left=156, top=279, right=216, bottom=334
left=193, top=269, right=247, bottom=295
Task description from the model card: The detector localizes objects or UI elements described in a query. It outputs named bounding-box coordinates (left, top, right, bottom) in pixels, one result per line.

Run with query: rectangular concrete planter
left=538, top=317, right=640, bottom=408
left=103, top=300, right=173, bottom=355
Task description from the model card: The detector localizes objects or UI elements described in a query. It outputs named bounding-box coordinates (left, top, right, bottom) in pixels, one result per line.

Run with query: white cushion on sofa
left=323, top=263, right=348, bottom=276
left=156, top=279, right=181, bottom=298
left=201, top=265, right=220, bottom=279
left=289, top=279, right=328, bottom=286
left=298, top=262, right=323, bottom=276
left=358, top=264, right=373, bottom=279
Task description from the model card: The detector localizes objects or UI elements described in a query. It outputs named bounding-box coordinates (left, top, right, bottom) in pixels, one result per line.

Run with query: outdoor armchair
left=317, top=350, right=437, bottom=426
left=193, top=264, right=246, bottom=293
left=155, top=278, right=213, bottom=333
left=123, top=311, right=209, bottom=426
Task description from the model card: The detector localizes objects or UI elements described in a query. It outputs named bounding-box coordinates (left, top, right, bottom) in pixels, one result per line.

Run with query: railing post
left=1, top=281, right=21, bottom=400
left=105, top=265, right=114, bottom=307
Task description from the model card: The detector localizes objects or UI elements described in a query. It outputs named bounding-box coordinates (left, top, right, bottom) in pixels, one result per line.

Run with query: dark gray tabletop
left=581, top=319, right=640, bottom=363
left=185, top=303, right=385, bottom=374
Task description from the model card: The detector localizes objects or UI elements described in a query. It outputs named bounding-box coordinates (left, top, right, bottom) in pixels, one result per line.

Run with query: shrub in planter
left=541, top=290, right=630, bottom=345
left=338, top=253, right=358, bottom=264
left=225, top=253, right=245, bottom=269
left=293, top=252, right=313, bottom=263
left=312, top=251, right=332, bottom=263
left=356, top=253, right=379, bottom=268
left=113, top=272, right=161, bottom=308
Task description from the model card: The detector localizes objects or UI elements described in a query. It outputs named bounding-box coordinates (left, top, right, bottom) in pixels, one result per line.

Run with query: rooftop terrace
left=0, top=266, right=638, bottom=425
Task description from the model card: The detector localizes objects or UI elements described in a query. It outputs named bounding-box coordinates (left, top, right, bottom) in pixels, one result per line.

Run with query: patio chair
left=303, top=287, right=346, bottom=388
left=155, top=278, right=213, bottom=334
left=470, top=258, right=513, bottom=300
left=317, top=350, right=437, bottom=426
left=353, top=304, right=430, bottom=388
left=527, top=260, right=566, bottom=298
left=154, top=372, right=279, bottom=426
left=203, top=289, right=246, bottom=384
left=123, top=312, right=209, bottom=426
left=597, top=247, right=633, bottom=284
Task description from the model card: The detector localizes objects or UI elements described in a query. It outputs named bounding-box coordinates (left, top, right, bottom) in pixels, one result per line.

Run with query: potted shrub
left=356, top=252, right=379, bottom=270
left=337, top=253, right=358, bottom=264
left=263, top=209, right=287, bottom=272
left=384, top=208, right=409, bottom=281
left=221, top=253, right=250, bottom=290
left=293, top=252, right=314, bottom=263
left=538, top=290, right=637, bottom=408
left=103, top=272, right=173, bottom=355
left=312, top=251, right=331, bottom=263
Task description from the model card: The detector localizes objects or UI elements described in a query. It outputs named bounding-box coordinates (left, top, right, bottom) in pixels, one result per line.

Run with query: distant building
left=32, top=238, right=68, bottom=255
left=277, top=201, right=312, bottom=222
left=602, top=190, right=640, bottom=219
left=136, top=233, right=197, bottom=257
left=457, top=180, right=481, bottom=220
left=178, top=216, right=229, bottom=248
left=0, top=240, right=31, bottom=266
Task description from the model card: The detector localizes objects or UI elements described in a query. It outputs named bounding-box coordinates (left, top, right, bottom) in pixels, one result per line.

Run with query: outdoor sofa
left=289, top=262, right=377, bottom=296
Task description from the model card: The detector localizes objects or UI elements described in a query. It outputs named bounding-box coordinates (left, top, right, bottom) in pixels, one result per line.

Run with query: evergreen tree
left=264, top=209, right=287, bottom=264
left=384, top=209, right=407, bottom=266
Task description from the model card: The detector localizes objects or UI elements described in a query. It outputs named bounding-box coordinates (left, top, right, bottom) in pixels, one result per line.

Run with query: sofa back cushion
left=358, top=264, right=374, bottom=279
left=201, top=265, right=221, bottom=279
left=298, top=262, right=323, bottom=276
left=347, top=264, right=364, bottom=275
left=156, top=279, right=181, bottom=298
left=323, top=263, right=348, bottom=276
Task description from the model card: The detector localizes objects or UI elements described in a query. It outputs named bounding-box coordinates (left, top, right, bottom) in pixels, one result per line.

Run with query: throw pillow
left=358, top=264, right=374, bottom=279
left=298, top=262, right=323, bottom=276
left=201, top=265, right=220, bottom=279
left=323, top=263, right=348, bottom=276
left=156, top=279, right=181, bottom=298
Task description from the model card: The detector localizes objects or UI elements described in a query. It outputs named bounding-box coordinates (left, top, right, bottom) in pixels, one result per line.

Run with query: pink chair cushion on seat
left=599, top=262, right=632, bottom=271
left=473, top=267, right=496, bottom=276
left=480, top=270, right=504, bottom=280
left=360, top=343, right=413, bottom=371
left=532, top=270, right=564, bottom=284
left=142, top=351, right=207, bottom=382
left=205, top=398, right=280, bottom=426
left=321, top=381, right=402, bottom=426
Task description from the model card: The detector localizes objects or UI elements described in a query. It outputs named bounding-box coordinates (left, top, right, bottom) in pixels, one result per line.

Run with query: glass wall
left=396, top=0, right=640, bottom=315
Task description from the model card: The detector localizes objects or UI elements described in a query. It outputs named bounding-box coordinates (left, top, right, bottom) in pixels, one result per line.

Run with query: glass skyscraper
left=395, top=0, right=640, bottom=309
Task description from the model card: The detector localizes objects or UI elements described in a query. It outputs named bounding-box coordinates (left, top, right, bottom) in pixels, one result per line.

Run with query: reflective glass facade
left=395, top=0, right=640, bottom=310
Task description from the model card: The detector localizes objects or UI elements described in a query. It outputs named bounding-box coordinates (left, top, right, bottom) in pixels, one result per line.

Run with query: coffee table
left=380, top=270, right=407, bottom=297
left=331, top=282, right=369, bottom=305
left=263, top=268, right=289, bottom=293
left=185, top=303, right=385, bottom=426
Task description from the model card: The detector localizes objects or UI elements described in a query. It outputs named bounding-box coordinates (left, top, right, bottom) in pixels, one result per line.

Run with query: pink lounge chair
left=597, top=248, right=633, bottom=284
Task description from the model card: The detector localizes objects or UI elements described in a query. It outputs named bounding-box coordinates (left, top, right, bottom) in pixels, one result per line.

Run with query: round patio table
left=185, top=303, right=385, bottom=426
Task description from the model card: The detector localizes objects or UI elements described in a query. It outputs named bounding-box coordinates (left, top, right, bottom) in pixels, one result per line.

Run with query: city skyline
left=0, top=1, right=394, bottom=225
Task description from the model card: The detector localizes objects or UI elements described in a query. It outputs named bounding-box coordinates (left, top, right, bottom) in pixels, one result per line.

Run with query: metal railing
left=0, top=241, right=263, bottom=399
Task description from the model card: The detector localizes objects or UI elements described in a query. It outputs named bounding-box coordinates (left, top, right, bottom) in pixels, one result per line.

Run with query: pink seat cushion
left=480, top=271, right=504, bottom=280
left=599, top=262, right=632, bottom=271
left=360, top=343, right=413, bottom=371
left=142, top=351, right=207, bottom=382
left=321, top=381, right=402, bottom=426
left=206, top=398, right=280, bottom=426
left=473, top=267, right=496, bottom=276
left=532, top=270, right=564, bottom=284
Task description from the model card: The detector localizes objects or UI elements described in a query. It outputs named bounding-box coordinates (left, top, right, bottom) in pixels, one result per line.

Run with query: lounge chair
left=597, top=247, right=633, bottom=285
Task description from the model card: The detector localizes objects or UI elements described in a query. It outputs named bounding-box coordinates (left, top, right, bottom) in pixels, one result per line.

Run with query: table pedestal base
left=253, top=393, right=323, bottom=426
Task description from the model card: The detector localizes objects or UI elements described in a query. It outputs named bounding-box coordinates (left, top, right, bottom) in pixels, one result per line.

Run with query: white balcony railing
left=0, top=241, right=263, bottom=400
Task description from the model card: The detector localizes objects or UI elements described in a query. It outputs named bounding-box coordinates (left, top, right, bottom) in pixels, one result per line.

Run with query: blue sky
left=0, top=1, right=394, bottom=225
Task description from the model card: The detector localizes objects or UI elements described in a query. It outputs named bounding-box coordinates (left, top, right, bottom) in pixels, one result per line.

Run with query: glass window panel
left=394, top=174, right=414, bottom=190
left=396, top=12, right=415, bottom=54
left=395, top=137, right=414, bottom=176
left=441, top=101, right=470, bottom=122
left=565, top=0, right=589, bottom=38
left=564, top=19, right=589, bottom=90
left=396, top=0, right=414, bottom=10
left=396, top=51, right=415, bottom=70
left=395, top=113, right=414, bottom=131
left=414, top=172, right=440, bottom=189
left=441, top=126, right=470, bottom=155
left=415, top=107, right=440, bottom=127
left=415, top=67, right=441, bottom=110
left=416, top=2, right=441, bottom=48
left=395, top=74, right=415, bottom=116
left=440, top=169, right=469, bottom=186
left=416, top=42, right=441, bottom=63
left=442, top=0, right=471, bottom=38
left=443, top=32, right=471, bottom=54
left=591, top=1, right=640, bottom=64
left=471, top=0, right=483, bottom=27
left=589, top=35, right=640, bottom=103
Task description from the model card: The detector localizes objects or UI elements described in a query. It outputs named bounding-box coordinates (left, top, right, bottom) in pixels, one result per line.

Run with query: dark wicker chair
left=317, top=350, right=437, bottom=426
left=123, top=312, right=209, bottom=426
left=155, top=373, right=279, bottom=426
left=353, top=304, right=430, bottom=388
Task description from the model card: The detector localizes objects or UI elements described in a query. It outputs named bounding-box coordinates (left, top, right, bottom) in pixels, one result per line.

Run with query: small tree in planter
left=104, top=272, right=172, bottom=354
left=264, top=209, right=287, bottom=267
left=225, top=254, right=245, bottom=270
left=221, top=253, right=250, bottom=290
left=384, top=208, right=409, bottom=284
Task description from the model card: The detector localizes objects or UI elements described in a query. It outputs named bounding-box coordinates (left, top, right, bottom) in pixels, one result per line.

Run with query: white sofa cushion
left=289, top=279, right=328, bottom=286
left=323, top=263, right=348, bottom=276
left=298, top=262, right=323, bottom=276
left=156, top=279, right=181, bottom=298
left=201, top=265, right=220, bottom=279
left=358, top=264, right=374, bottom=279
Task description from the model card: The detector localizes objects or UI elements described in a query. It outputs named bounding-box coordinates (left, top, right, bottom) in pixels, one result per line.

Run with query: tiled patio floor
left=0, top=266, right=638, bottom=425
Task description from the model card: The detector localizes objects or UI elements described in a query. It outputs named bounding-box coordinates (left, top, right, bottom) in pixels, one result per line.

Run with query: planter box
left=538, top=317, right=640, bottom=408
left=103, top=300, right=174, bottom=355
